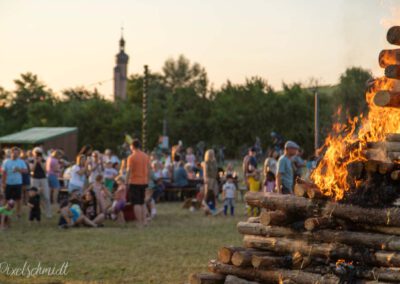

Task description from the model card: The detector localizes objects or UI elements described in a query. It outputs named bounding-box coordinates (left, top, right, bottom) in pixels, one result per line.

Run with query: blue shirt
left=2, top=158, right=27, bottom=185
left=173, top=167, right=188, bottom=187
left=277, top=155, right=294, bottom=191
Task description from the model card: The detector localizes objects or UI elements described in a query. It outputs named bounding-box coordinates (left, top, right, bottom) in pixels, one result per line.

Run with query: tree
left=162, top=55, right=209, bottom=98
left=334, top=67, right=372, bottom=119
left=62, top=87, right=101, bottom=101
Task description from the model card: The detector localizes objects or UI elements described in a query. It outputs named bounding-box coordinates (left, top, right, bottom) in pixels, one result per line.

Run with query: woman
left=82, top=190, right=105, bottom=226
left=68, top=155, right=87, bottom=195
left=46, top=150, right=61, bottom=204
left=202, top=149, right=219, bottom=198
left=87, top=150, right=103, bottom=184
left=30, top=147, right=52, bottom=218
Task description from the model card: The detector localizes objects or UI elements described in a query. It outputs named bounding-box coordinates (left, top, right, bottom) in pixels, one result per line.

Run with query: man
left=2, top=147, right=28, bottom=217
left=242, top=147, right=257, bottom=188
left=125, top=139, right=150, bottom=227
left=276, top=141, right=299, bottom=194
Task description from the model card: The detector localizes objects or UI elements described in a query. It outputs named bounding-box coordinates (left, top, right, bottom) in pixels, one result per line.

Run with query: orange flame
left=311, top=77, right=400, bottom=200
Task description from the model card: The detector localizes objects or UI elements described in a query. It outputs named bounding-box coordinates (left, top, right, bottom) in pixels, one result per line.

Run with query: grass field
left=0, top=200, right=247, bottom=284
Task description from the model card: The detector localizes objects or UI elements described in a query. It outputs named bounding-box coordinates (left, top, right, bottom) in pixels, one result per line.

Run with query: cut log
left=245, top=192, right=324, bottom=218
left=224, top=275, right=260, bottom=284
left=386, top=133, right=400, bottom=142
left=251, top=254, right=288, bottom=269
left=237, top=222, right=296, bottom=237
left=385, top=65, right=400, bottom=80
left=306, top=187, right=325, bottom=199
left=362, top=225, right=400, bottom=236
left=388, top=151, right=400, bottom=160
left=364, top=149, right=387, bottom=161
left=357, top=267, right=400, bottom=282
left=189, top=273, right=225, bottom=284
left=218, top=246, right=246, bottom=264
left=373, top=91, right=400, bottom=108
left=391, top=170, right=400, bottom=180
left=208, top=260, right=339, bottom=284
left=231, top=250, right=272, bottom=268
left=259, top=210, right=287, bottom=226
left=246, top=192, right=400, bottom=227
left=387, top=26, right=400, bottom=45
left=247, top=217, right=260, bottom=223
left=294, top=183, right=307, bottom=197
left=379, top=49, right=400, bottom=68
left=347, top=161, right=364, bottom=179
left=304, top=217, right=334, bottom=231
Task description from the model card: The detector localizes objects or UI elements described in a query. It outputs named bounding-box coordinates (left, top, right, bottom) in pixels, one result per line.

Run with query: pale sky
left=0, top=0, right=399, bottom=99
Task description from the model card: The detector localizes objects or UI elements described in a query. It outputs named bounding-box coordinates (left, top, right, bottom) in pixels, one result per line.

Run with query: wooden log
left=247, top=217, right=260, bottom=223
left=387, top=26, right=400, bottom=45
left=218, top=246, right=246, bottom=264
left=306, top=187, right=325, bottom=199
left=373, top=91, right=400, bottom=108
left=259, top=210, right=287, bottom=226
left=357, top=267, right=400, bottom=282
left=304, top=217, right=334, bottom=231
left=364, top=149, right=387, bottom=161
left=231, top=250, right=272, bottom=268
left=378, top=161, right=394, bottom=174
left=239, top=221, right=400, bottom=251
left=246, top=192, right=400, bottom=227
left=388, top=151, right=400, bottom=160
left=245, top=192, right=323, bottom=218
left=386, top=133, right=400, bottom=142
left=237, top=222, right=296, bottom=237
left=385, top=65, right=400, bottom=80
left=346, top=161, right=364, bottom=179
left=244, top=234, right=400, bottom=267
left=208, top=260, right=339, bottom=284
left=379, top=49, right=400, bottom=68
left=251, top=254, right=287, bottom=269
left=224, top=275, right=260, bottom=284
left=189, top=273, right=225, bottom=284
left=362, top=225, right=400, bottom=236
left=294, top=183, right=306, bottom=197
left=365, top=159, right=379, bottom=172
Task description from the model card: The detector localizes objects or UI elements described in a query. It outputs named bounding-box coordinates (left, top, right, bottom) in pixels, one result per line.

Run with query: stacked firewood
left=187, top=25, right=400, bottom=284
left=189, top=192, right=400, bottom=284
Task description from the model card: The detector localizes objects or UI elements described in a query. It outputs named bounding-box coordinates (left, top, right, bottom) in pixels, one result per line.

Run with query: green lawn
left=0, top=200, right=247, bottom=284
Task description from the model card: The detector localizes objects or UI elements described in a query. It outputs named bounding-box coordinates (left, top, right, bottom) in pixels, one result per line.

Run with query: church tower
left=113, top=33, right=129, bottom=100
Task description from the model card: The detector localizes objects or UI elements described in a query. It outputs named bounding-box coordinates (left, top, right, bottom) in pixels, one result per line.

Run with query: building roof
left=0, top=127, right=78, bottom=144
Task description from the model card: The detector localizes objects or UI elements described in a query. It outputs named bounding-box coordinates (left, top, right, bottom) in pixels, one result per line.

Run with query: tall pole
left=314, top=89, right=319, bottom=156
left=142, top=65, right=149, bottom=152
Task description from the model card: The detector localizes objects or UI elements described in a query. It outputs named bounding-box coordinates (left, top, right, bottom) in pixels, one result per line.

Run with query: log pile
left=186, top=25, right=400, bottom=284
left=188, top=192, right=400, bottom=283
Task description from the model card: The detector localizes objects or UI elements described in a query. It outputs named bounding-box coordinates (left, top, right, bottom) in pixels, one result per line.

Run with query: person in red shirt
left=125, top=139, right=150, bottom=227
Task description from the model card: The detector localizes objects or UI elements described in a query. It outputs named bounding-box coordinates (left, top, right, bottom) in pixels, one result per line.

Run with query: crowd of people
left=0, top=136, right=314, bottom=229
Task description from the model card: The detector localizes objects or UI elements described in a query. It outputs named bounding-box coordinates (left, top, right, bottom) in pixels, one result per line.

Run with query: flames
left=310, top=77, right=400, bottom=200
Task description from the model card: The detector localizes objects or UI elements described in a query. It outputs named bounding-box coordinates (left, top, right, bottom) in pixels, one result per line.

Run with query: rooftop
left=0, top=127, right=77, bottom=144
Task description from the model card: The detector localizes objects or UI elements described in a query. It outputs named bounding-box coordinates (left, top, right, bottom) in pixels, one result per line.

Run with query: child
left=86, top=175, right=111, bottom=214
left=27, top=187, right=41, bottom=223
left=264, top=171, right=276, bottom=193
left=103, top=161, right=118, bottom=193
left=110, top=175, right=126, bottom=223
left=222, top=174, right=236, bottom=216
left=58, top=199, right=97, bottom=229
left=247, top=165, right=261, bottom=217
left=0, top=199, right=14, bottom=229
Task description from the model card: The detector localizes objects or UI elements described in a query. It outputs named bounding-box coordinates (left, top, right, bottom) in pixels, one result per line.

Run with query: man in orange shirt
left=126, top=139, right=150, bottom=227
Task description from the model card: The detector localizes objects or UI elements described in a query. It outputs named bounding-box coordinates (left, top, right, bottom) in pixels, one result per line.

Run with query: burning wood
left=387, top=26, right=400, bottom=45
left=379, top=49, right=400, bottom=68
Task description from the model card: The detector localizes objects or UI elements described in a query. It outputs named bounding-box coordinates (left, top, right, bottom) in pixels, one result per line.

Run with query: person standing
left=276, top=141, right=299, bottom=194
left=31, top=147, right=52, bottom=218
left=46, top=150, right=61, bottom=203
left=125, top=139, right=150, bottom=227
left=1, top=147, right=28, bottom=217
left=202, top=149, right=219, bottom=198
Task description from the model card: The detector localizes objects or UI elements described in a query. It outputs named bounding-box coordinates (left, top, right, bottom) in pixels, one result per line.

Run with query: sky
left=0, top=0, right=399, bottom=99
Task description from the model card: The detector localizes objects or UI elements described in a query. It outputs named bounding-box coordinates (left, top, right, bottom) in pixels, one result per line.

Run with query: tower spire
left=119, top=25, right=125, bottom=51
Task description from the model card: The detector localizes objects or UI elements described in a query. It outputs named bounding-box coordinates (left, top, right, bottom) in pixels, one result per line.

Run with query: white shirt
left=70, top=165, right=85, bottom=187
left=104, top=167, right=118, bottom=179
left=223, top=182, right=236, bottom=199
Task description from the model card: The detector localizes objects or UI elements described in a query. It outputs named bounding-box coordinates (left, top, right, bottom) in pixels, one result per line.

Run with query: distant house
left=0, top=127, right=78, bottom=160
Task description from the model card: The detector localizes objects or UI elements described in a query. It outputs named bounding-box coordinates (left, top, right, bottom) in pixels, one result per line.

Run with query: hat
left=33, top=147, right=43, bottom=154
left=250, top=147, right=257, bottom=152
left=7, top=199, right=15, bottom=209
left=285, top=141, right=300, bottom=150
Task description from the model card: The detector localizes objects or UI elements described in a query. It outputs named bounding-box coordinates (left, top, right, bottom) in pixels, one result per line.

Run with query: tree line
left=0, top=55, right=372, bottom=158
